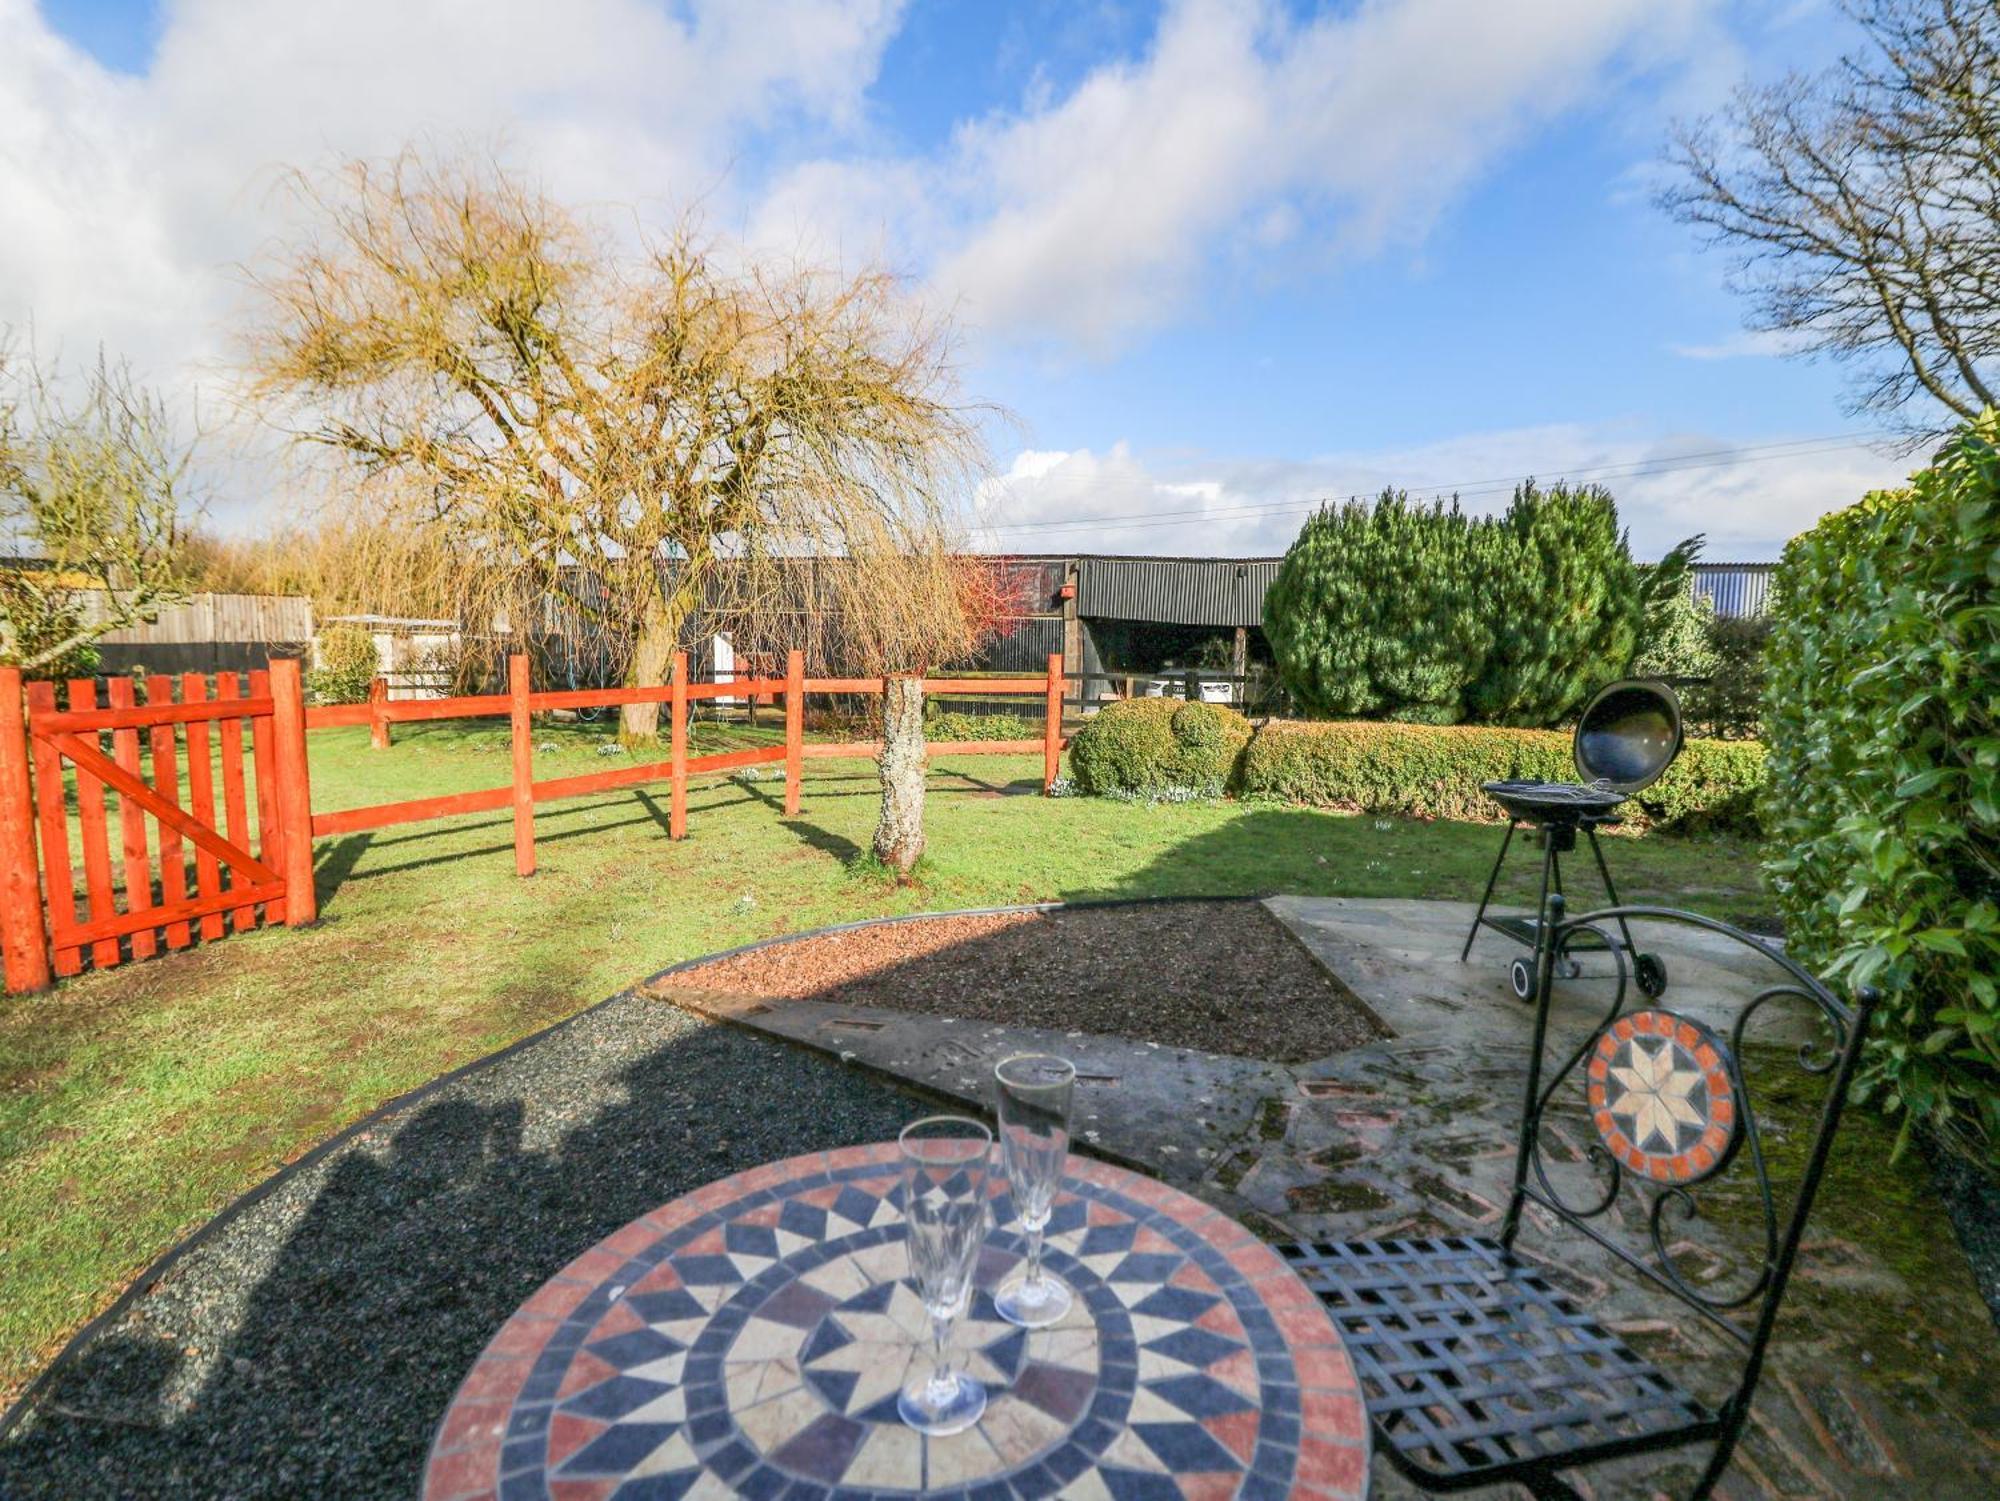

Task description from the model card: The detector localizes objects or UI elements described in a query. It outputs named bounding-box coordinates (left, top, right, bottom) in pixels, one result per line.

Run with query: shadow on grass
left=0, top=1004, right=927, bottom=1500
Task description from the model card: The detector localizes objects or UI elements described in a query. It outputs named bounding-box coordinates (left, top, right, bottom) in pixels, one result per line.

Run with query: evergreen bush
left=1264, top=482, right=1688, bottom=728
left=1261, top=491, right=1488, bottom=723
left=1763, top=416, right=2000, bottom=1157
left=1066, top=698, right=1252, bottom=795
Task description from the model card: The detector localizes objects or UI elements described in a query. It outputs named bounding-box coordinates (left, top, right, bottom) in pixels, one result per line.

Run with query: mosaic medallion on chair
left=510, top=1158, right=1305, bottom=1499
left=1585, top=1008, right=1742, bottom=1186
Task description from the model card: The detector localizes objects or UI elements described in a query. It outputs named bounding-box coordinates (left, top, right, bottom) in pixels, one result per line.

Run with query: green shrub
left=1466, top=482, right=1652, bottom=725
left=307, top=623, right=379, bottom=705
left=1067, top=698, right=1252, bottom=795
left=1262, top=491, right=1488, bottom=723
left=1685, top=616, right=1769, bottom=740
left=1633, top=584, right=1719, bottom=681
left=1237, top=718, right=1763, bottom=833
left=1763, top=415, right=2000, bottom=1157
left=1264, top=481, right=1694, bottom=727
left=925, top=710, right=1038, bottom=742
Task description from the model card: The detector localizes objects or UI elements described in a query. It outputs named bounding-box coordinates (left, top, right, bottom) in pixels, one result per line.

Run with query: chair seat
left=1279, top=1236, right=1718, bottom=1492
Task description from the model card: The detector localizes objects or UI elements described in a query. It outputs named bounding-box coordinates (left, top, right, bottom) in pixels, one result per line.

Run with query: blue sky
left=8, top=0, right=1909, bottom=558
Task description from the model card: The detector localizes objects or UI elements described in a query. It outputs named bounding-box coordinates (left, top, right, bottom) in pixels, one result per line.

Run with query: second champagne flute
left=993, top=1054, right=1076, bottom=1328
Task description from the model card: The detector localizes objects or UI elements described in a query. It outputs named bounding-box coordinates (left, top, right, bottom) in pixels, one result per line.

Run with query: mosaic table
left=423, top=1143, right=1369, bottom=1501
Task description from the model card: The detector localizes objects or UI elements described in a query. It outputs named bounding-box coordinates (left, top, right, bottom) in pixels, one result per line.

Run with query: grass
left=0, top=717, right=1771, bottom=1404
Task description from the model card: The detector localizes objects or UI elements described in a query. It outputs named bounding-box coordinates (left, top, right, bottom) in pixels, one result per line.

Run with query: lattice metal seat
left=1279, top=900, right=1880, bottom=1500
left=1282, top=1236, right=1717, bottom=1493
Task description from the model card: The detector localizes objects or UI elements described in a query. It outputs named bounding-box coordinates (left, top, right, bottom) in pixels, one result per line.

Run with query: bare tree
left=0, top=341, right=195, bottom=675
left=1662, top=0, right=2000, bottom=433
left=244, top=149, right=987, bottom=743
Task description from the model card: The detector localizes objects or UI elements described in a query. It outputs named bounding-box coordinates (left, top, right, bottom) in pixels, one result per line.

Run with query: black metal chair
left=1280, top=896, right=1879, bottom=1499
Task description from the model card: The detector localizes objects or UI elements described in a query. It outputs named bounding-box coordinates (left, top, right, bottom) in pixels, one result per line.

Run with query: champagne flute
left=993, top=1054, right=1076, bottom=1328
left=896, top=1115, right=993, bottom=1436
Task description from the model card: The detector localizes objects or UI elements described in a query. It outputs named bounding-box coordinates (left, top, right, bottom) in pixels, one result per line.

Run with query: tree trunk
left=873, top=675, right=926, bottom=876
left=621, top=594, right=674, bottom=745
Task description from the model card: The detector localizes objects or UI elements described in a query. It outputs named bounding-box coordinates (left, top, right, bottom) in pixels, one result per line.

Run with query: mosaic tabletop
left=424, top=1143, right=1369, bottom=1501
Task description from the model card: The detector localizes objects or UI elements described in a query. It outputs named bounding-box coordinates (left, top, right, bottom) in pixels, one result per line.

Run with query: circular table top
left=424, top=1143, right=1369, bottom=1501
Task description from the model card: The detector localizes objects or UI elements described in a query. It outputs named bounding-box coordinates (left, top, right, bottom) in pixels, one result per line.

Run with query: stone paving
left=653, top=897, right=2000, bottom=1501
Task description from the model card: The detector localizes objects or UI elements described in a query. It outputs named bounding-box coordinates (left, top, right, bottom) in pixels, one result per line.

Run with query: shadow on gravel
left=0, top=1003, right=924, bottom=1500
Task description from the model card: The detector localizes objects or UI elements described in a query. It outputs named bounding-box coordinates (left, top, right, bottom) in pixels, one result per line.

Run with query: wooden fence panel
left=217, top=674, right=256, bottom=932
left=248, top=668, right=286, bottom=927
left=25, top=683, right=79, bottom=977
left=182, top=673, right=224, bottom=942
left=107, top=678, right=157, bottom=959
left=147, top=674, right=192, bottom=948
left=0, top=671, right=50, bottom=994
left=69, top=679, right=121, bottom=971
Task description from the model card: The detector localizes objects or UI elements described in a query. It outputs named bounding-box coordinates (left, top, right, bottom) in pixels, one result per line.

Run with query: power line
left=972, top=432, right=1887, bottom=537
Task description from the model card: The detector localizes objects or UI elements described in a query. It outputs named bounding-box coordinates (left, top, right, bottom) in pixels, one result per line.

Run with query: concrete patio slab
left=648, top=896, right=2000, bottom=1501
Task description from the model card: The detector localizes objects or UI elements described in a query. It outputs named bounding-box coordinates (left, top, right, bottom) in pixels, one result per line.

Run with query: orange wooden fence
left=0, top=652, right=1066, bottom=994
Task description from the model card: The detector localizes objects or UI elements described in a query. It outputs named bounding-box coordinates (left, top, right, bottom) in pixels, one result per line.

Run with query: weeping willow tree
left=244, top=146, right=1004, bottom=869
left=243, top=148, right=987, bottom=743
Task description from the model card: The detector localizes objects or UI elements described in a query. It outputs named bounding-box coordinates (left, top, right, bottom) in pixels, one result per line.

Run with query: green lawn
left=0, top=718, right=1771, bottom=1402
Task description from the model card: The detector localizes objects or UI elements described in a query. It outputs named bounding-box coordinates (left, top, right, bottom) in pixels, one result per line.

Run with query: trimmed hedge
left=1236, top=719, right=1764, bottom=833
left=926, top=710, right=1038, bottom=742
left=1067, top=698, right=1252, bottom=795
left=1763, top=415, right=2000, bottom=1156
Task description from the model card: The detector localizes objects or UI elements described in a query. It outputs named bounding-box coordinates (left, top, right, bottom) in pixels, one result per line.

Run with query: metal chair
left=1280, top=896, right=1879, bottom=1499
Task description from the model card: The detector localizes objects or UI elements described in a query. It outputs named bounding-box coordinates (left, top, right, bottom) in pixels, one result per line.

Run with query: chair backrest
left=1498, top=893, right=1877, bottom=1409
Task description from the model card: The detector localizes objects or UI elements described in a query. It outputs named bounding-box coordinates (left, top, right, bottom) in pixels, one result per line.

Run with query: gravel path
left=0, top=990, right=924, bottom=1500
left=657, top=899, right=1389, bottom=1064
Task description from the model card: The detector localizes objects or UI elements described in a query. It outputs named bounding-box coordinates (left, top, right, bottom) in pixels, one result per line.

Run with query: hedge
left=306, top=623, right=379, bottom=706
left=1236, top=719, right=1764, bottom=833
left=1763, top=414, right=2000, bottom=1157
left=926, top=710, right=1038, bottom=742
left=1066, top=698, right=1252, bottom=795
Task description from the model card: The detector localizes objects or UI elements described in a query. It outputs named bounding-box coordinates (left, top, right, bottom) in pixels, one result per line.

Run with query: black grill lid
left=1573, top=679, right=1683, bottom=795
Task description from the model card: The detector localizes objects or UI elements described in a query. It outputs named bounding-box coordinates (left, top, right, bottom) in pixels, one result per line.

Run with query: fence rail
left=0, top=652, right=1067, bottom=994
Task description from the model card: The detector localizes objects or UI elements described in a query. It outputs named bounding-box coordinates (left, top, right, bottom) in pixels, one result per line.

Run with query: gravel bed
left=0, top=991, right=923, bottom=1500
left=658, top=899, right=1389, bottom=1064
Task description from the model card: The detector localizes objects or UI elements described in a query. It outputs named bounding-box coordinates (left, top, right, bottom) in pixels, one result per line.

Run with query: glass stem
left=1025, top=1221, right=1046, bottom=1290
left=928, top=1310, right=957, bottom=1395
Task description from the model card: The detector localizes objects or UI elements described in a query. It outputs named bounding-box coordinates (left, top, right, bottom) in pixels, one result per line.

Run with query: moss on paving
left=0, top=721, right=1770, bottom=1403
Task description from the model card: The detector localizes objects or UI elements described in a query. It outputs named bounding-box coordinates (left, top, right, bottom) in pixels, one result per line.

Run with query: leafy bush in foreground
left=1237, top=718, right=1763, bottom=833
left=1763, top=415, right=2000, bottom=1157
left=1066, top=698, right=1252, bottom=795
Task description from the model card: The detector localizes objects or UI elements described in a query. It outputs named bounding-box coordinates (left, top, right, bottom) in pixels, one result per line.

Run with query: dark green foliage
left=1763, top=415, right=2000, bottom=1158
left=1466, top=482, right=1648, bottom=725
left=1237, top=718, right=1762, bottom=833
left=1262, top=491, right=1489, bottom=723
left=307, top=623, right=379, bottom=705
left=1264, top=482, right=1684, bottom=728
left=1684, top=616, right=1770, bottom=739
left=1067, top=698, right=1252, bottom=795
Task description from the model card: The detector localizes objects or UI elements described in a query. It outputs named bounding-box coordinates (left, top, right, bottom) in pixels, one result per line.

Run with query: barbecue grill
left=1461, top=679, right=1684, bottom=1002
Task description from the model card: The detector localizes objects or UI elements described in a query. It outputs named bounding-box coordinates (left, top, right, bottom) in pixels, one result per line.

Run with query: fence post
left=784, top=650, right=805, bottom=817
left=368, top=676, right=392, bottom=750
left=0, top=669, right=51, bottom=994
left=669, top=651, right=687, bottom=840
left=1044, top=652, right=1063, bottom=793
left=269, top=657, right=318, bottom=926
left=510, top=655, right=535, bottom=877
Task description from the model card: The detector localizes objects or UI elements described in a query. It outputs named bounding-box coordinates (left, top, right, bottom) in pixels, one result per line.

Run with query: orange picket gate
left=0, top=660, right=316, bottom=990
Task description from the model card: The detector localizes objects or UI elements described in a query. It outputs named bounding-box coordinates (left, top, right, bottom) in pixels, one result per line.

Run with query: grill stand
left=1460, top=817, right=1665, bottom=1002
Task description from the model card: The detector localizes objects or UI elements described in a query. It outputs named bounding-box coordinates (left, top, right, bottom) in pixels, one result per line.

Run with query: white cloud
left=1669, top=329, right=1815, bottom=360
left=0, top=0, right=905, bottom=386
left=929, top=0, right=1712, bottom=346
left=974, top=427, right=1909, bottom=560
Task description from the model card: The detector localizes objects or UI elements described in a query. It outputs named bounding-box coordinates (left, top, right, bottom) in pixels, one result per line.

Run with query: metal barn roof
left=1076, top=556, right=1282, bottom=627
